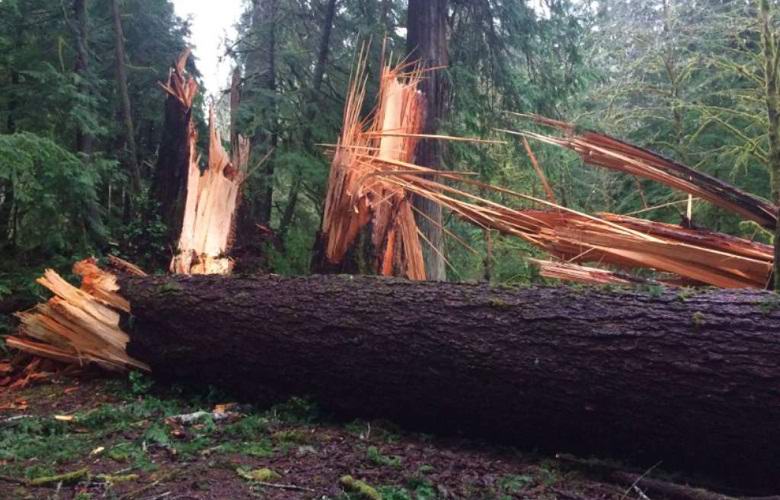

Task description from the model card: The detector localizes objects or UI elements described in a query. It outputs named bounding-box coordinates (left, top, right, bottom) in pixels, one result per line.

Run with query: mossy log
left=119, top=274, right=780, bottom=493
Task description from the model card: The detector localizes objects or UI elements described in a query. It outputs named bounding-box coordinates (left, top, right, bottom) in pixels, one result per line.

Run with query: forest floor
left=0, top=374, right=711, bottom=500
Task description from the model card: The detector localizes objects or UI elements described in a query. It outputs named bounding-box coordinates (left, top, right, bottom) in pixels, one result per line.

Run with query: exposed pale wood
left=522, top=137, right=556, bottom=203
left=529, top=259, right=653, bottom=286
left=8, top=260, right=148, bottom=372
left=171, top=108, right=249, bottom=275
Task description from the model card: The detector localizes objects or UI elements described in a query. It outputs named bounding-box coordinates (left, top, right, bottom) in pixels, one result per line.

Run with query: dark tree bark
left=246, top=0, right=278, bottom=227
left=407, top=0, right=449, bottom=280
left=234, top=0, right=278, bottom=268
left=72, top=0, right=93, bottom=155
left=68, top=0, right=107, bottom=246
left=280, top=0, right=338, bottom=242
left=111, top=0, right=141, bottom=194
left=152, top=52, right=194, bottom=247
left=229, top=66, right=242, bottom=152
left=311, top=0, right=337, bottom=102
left=122, top=275, right=780, bottom=493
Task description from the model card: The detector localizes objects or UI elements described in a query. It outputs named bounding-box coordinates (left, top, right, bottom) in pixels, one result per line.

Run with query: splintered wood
left=528, top=259, right=652, bottom=286
left=322, top=61, right=775, bottom=287
left=378, top=169, right=772, bottom=288
left=322, top=52, right=427, bottom=280
left=507, top=115, right=778, bottom=229
left=160, top=48, right=198, bottom=111
left=7, top=259, right=149, bottom=372
left=171, top=108, right=249, bottom=274
left=519, top=210, right=772, bottom=289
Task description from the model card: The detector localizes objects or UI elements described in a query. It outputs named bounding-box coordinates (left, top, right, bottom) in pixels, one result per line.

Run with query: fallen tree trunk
left=120, top=274, right=780, bottom=493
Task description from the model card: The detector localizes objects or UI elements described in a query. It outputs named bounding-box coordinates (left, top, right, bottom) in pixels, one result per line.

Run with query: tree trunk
left=152, top=52, right=195, bottom=248
left=248, top=0, right=278, bottom=227
left=122, top=274, right=780, bottom=493
left=407, top=0, right=449, bottom=280
left=230, top=66, right=242, bottom=152
left=72, top=0, right=93, bottom=155
left=234, top=0, right=278, bottom=266
left=311, top=0, right=337, bottom=101
left=69, top=0, right=107, bottom=247
left=281, top=0, right=338, bottom=243
left=759, top=0, right=780, bottom=290
left=111, top=0, right=141, bottom=194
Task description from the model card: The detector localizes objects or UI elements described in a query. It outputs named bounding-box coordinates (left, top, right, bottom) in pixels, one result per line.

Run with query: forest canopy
left=1, top=0, right=779, bottom=299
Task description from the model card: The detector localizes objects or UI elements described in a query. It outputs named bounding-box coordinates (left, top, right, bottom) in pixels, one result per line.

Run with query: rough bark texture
left=229, top=66, right=242, bottom=152
left=407, top=0, right=449, bottom=281
left=152, top=58, right=193, bottom=247
left=122, top=275, right=780, bottom=493
left=111, top=0, right=141, bottom=193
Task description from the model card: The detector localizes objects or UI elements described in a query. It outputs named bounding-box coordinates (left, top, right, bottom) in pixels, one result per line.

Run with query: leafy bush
left=0, top=132, right=110, bottom=256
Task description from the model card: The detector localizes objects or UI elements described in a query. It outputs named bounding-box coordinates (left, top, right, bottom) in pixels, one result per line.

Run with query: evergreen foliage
left=1, top=0, right=779, bottom=291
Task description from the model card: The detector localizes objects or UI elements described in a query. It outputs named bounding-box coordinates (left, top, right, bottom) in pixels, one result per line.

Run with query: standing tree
left=279, top=0, right=339, bottom=241
left=111, top=0, right=141, bottom=194
left=406, top=0, right=449, bottom=281
left=152, top=50, right=196, bottom=249
left=71, top=0, right=93, bottom=155
left=247, top=0, right=279, bottom=228
left=759, top=0, right=780, bottom=289
left=232, top=0, right=279, bottom=270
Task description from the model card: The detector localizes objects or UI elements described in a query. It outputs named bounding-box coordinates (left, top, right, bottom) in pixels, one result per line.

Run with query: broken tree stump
left=119, top=274, right=780, bottom=493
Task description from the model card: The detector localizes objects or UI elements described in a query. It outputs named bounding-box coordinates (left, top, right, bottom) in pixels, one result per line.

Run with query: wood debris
left=516, top=209, right=771, bottom=289
left=6, top=259, right=149, bottom=372
left=0, top=355, right=76, bottom=392
left=159, top=48, right=198, bottom=109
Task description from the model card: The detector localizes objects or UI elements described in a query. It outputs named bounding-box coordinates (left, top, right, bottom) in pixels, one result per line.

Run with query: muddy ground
left=0, top=374, right=741, bottom=499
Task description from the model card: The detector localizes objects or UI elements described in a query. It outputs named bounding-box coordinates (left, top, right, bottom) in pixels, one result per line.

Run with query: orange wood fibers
left=373, top=166, right=771, bottom=288
left=528, top=259, right=652, bottom=286
left=503, top=115, right=777, bottom=229
left=521, top=210, right=771, bottom=289
left=8, top=259, right=149, bottom=372
left=324, top=60, right=772, bottom=288
left=159, top=49, right=198, bottom=109
left=322, top=50, right=427, bottom=280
